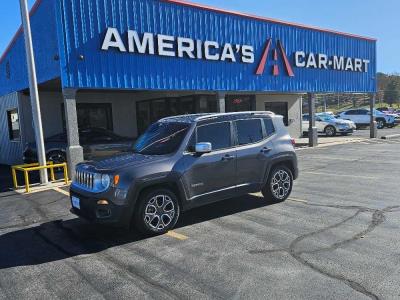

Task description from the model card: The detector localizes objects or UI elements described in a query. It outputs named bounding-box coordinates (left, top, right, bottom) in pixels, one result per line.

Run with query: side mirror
left=195, top=142, right=212, bottom=154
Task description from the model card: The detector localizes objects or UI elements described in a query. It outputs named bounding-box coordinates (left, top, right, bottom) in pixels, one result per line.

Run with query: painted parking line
left=287, top=198, right=308, bottom=204
left=166, top=231, right=189, bottom=241
left=303, top=171, right=377, bottom=180
left=53, top=187, right=70, bottom=196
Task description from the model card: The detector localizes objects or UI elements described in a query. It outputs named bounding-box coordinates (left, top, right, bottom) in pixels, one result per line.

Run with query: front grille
left=75, top=170, right=94, bottom=190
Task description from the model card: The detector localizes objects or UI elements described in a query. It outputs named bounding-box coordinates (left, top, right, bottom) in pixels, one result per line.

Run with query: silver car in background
left=302, top=113, right=356, bottom=137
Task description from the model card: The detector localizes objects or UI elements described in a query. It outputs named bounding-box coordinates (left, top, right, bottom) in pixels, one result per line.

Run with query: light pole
left=19, top=0, right=48, bottom=184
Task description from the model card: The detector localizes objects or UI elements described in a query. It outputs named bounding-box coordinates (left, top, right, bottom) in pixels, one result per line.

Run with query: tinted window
left=197, top=122, right=231, bottom=151
left=133, top=122, right=190, bottom=155
left=263, top=118, right=275, bottom=136
left=345, top=110, right=356, bottom=115
left=359, top=110, right=369, bottom=115
left=235, top=119, right=263, bottom=145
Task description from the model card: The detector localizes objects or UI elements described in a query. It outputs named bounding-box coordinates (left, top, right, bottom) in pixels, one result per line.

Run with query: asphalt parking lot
left=0, top=138, right=399, bottom=299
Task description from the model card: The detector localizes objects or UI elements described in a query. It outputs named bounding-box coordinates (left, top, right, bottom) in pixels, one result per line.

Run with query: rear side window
left=263, top=118, right=275, bottom=137
left=197, top=122, right=231, bottom=151
left=235, top=119, right=263, bottom=145
left=345, top=110, right=356, bottom=115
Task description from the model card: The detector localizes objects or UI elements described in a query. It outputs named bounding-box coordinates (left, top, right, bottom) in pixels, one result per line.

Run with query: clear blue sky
left=0, top=0, right=398, bottom=73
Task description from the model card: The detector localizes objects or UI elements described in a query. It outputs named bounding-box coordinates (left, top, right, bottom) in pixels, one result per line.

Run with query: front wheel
left=262, top=165, right=293, bottom=203
left=134, top=189, right=180, bottom=235
left=325, top=125, right=336, bottom=137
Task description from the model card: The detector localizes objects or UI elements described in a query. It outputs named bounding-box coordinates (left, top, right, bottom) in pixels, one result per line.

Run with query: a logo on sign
left=255, top=38, right=294, bottom=77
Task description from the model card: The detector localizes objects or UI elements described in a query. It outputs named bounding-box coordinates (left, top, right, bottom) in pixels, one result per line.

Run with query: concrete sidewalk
left=295, top=136, right=366, bottom=148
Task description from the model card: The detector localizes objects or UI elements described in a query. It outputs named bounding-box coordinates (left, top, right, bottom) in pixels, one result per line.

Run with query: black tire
left=325, top=125, right=336, bottom=137
left=47, top=151, right=66, bottom=172
left=262, top=165, right=293, bottom=203
left=376, top=119, right=385, bottom=129
left=134, top=188, right=180, bottom=235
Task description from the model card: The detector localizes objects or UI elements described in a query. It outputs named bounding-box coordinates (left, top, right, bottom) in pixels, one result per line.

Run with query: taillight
left=291, top=138, right=296, bottom=147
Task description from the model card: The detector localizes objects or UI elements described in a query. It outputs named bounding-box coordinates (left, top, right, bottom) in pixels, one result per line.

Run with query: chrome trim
left=189, top=183, right=251, bottom=201
left=74, top=169, right=101, bottom=192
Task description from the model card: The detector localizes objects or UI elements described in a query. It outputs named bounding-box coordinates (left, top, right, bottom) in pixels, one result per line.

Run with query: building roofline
left=0, top=0, right=43, bottom=64
left=162, top=0, right=377, bottom=42
left=0, top=0, right=376, bottom=66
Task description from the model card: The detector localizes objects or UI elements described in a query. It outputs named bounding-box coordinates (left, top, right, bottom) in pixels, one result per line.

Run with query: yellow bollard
left=63, top=163, right=69, bottom=184
left=24, top=170, right=30, bottom=193
left=50, top=165, right=55, bottom=182
left=12, top=167, right=18, bottom=189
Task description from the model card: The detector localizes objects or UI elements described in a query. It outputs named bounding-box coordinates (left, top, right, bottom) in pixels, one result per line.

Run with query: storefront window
left=225, top=95, right=256, bottom=112
left=136, top=95, right=217, bottom=134
left=62, top=103, right=113, bottom=131
left=7, top=109, right=20, bottom=141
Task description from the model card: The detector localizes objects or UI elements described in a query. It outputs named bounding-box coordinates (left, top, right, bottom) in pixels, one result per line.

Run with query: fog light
left=97, top=200, right=109, bottom=205
left=115, top=189, right=128, bottom=200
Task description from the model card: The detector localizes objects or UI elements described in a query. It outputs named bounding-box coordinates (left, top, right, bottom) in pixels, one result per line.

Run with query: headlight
left=101, top=174, right=111, bottom=189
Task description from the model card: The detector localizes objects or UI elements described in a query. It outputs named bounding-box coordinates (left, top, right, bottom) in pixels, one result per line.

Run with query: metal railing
left=11, top=162, right=69, bottom=193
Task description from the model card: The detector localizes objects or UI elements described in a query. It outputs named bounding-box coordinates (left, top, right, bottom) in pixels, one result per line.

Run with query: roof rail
left=195, top=111, right=275, bottom=121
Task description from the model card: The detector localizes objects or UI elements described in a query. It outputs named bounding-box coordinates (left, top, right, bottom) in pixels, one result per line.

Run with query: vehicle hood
left=81, top=152, right=168, bottom=172
left=336, top=119, right=354, bottom=125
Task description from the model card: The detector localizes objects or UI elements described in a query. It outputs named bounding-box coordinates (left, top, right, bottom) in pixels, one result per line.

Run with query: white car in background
left=338, top=108, right=396, bottom=129
left=302, top=113, right=356, bottom=137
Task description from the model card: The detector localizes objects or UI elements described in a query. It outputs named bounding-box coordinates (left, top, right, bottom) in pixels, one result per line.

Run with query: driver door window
left=197, top=122, right=232, bottom=151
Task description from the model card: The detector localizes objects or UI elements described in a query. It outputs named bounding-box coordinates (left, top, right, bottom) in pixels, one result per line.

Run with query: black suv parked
left=70, top=112, right=298, bottom=235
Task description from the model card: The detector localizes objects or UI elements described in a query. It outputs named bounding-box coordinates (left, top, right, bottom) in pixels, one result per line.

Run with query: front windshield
left=133, top=122, right=190, bottom=155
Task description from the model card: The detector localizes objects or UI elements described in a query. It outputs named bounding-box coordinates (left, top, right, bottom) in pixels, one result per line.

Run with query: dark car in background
left=23, top=128, right=135, bottom=164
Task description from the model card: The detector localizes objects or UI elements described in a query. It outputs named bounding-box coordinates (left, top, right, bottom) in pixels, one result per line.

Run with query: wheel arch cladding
left=133, top=182, right=184, bottom=215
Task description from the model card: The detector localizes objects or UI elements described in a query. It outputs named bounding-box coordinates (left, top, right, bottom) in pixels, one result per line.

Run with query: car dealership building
left=0, top=0, right=376, bottom=174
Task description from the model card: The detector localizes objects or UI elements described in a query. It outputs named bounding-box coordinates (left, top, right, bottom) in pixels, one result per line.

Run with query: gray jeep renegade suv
left=70, top=112, right=298, bottom=235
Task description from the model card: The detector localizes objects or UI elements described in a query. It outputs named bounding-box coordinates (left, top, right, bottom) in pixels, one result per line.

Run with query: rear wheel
left=376, top=119, right=385, bottom=129
left=262, top=165, right=293, bottom=203
left=134, top=188, right=180, bottom=235
left=325, top=125, right=336, bottom=137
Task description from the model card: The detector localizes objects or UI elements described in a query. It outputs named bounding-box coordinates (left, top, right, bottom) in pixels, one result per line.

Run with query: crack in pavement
left=248, top=202, right=400, bottom=300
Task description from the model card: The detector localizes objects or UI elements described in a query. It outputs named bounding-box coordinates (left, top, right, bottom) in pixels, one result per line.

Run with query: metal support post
left=217, top=92, right=226, bottom=113
left=19, top=0, right=48, bottom=184
left=370, top=93, right=377, bottom=138
left=62, top=89, right=84, bottom=179
left=308, top=93, right=318, bottom=147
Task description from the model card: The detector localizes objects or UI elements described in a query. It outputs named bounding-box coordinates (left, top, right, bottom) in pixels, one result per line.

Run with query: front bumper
left=69, top=186, right=130, bottom=225
left=337, top=127, right=354, bottom=133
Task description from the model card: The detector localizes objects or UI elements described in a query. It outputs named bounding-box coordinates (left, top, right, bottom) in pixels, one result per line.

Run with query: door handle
left=221, top=154, right=235, bottom=161
left=261, top=147, right=272, bottom=153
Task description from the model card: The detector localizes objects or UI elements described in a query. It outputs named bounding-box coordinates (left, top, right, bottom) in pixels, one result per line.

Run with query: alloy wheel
left=326, top=126, right=335, bottom=137
left=270, top=169, right=291, bottom=200
left=144, top=194, right=176, bottom=231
